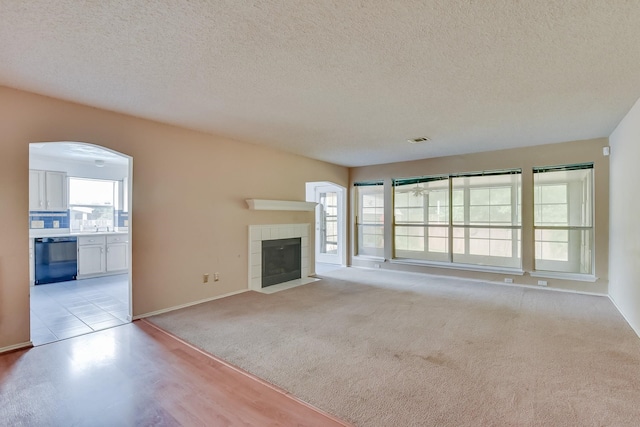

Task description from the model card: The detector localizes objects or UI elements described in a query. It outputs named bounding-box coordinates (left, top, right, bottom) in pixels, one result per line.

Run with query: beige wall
left=609, top=96, right=640, bottom=336
left=0, top=86, right=348, bottom=350
left=350, top=138, right=610, bottom=294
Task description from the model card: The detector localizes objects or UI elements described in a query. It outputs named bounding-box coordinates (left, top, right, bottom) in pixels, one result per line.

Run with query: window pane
left=356, top=184, right=384, bottom=257
left=541, top=185, right=566, bottom=204
left=69, top=178, right=116, bottom=232
left=452, top=227, right=521, bottom=268
left=534, top=168, right=592, bottom=227
left=394, top=225, right=448, bottom=262
left=490, top=187, right=511, bottom=204
left=535, top=229, right=592, bottom=273
left=358, top=224, right=384, bottom=257
left=69, top=178, right=114, bottom=206
left=394, top=180, right=449, bottom=226
left=452, top=173, right=520, bottom=226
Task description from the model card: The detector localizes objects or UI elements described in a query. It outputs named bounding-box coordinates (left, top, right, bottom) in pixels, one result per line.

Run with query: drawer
left=107, top=234, right=129, bottom=244
left=78, top=235, right=106, bottom=246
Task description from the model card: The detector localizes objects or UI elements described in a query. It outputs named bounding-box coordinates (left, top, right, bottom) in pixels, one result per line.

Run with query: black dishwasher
left=34, top=237, right=78, bottom=285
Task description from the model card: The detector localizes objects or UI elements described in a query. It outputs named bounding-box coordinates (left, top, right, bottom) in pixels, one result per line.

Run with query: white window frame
left=533, top=164, right=594, bottom=276
left=354, top=182, right=385, bottom=258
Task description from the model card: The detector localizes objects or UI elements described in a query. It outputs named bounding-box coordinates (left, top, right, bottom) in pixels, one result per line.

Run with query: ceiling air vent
left=407, top=137, right=430, bottom=144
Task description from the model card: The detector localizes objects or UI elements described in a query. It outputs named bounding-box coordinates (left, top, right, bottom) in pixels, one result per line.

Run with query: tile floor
left=30, top=274, right=130, bottom=346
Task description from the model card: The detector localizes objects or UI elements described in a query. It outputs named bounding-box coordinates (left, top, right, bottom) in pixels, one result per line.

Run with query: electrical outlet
left=203, top=273, right=209, bottom=284
left=537, top=280, right=548, bottom=286
left=504, top=278, right=513, bottom=284
left=214, top=272, right=220, bottom=282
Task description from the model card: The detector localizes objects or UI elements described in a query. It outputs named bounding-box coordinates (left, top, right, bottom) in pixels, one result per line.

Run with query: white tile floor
left=30, top=274, right=130, bottom=346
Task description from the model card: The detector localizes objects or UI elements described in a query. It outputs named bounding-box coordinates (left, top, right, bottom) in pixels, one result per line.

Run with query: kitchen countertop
left=30, top=229, right=129, bottom=238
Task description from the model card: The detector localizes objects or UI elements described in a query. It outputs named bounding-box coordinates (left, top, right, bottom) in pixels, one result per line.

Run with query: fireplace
left=262, top=238, right=301, bottom=287
left=248, top=224, right=313, bottom=292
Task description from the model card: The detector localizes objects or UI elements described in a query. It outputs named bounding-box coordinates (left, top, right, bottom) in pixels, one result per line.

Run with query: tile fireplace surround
left=248, top=224, right=311, bottom=291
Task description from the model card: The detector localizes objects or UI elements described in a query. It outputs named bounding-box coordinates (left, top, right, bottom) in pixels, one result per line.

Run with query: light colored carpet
left=148, top=268, right=640, bottom=426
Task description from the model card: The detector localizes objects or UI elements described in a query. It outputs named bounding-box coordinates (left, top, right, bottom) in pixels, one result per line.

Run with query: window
left=355, top=182, right=384, bottom=257
left=451, top=172, right=521, bottom=268
left=69, top=177, right=117, bottom=232
left=534, top=164, right=593, bottom=274
left=393, top=170, right=521, bottom=269
left=393, top=176, right=449, bottom=262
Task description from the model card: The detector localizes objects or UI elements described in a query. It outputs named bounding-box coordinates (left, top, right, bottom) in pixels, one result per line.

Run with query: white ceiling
left=30, top=142, right=129, bottom=166
left=2, top=1, right=640, bottom=167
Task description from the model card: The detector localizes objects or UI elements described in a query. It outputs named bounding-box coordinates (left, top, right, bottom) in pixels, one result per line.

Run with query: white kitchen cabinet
left=29, top=170, right=46, bottom=211
left=77, top=235, right=106, bottom=277
left=106, top=234, right=128, bottom=272
left=78, top=245, right=106, bottom=275
left=29, top=170, right=67, bottom=211
left=77, top=234, right=128, bottom=278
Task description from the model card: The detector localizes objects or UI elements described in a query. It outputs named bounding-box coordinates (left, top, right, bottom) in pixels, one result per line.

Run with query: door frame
left=28, top=141, right=134, bottom=333
left=306, top=181, right=347, bottom=268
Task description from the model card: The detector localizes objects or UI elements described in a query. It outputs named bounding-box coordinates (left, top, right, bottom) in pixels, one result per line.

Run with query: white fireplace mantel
left=246, top=199, right=317, bottom=211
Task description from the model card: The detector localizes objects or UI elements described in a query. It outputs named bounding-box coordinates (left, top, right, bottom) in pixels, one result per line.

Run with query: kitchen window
left=69, top=177, right=117, bottom=232
left=533, top=163, right=593, bottom=274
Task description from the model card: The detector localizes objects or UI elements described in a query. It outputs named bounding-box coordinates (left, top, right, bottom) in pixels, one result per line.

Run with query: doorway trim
left=306, top=182, right=347, bottom=269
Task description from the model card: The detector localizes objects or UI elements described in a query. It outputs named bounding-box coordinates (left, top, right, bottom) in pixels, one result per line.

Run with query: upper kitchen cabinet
left=29, top=170, right=68, bottom=211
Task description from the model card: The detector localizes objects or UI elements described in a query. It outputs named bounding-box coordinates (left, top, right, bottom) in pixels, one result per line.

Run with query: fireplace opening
left=262, top=238, right=302, bottom=287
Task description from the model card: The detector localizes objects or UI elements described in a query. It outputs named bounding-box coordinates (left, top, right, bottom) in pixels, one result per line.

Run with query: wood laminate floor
left=0, top=321, right=350, bottom=427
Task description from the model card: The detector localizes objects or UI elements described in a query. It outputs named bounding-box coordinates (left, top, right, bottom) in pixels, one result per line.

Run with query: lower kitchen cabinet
left=106, top=235, right=128, bottom=272
left=77, top=234, right=129, bottom=278
left=78, top=243, right=106, bottom=276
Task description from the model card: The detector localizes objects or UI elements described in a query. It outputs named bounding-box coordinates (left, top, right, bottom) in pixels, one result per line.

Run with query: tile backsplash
left=115, top=210, right=129, bottom=227
left=29, top=210, right=70, bottom=229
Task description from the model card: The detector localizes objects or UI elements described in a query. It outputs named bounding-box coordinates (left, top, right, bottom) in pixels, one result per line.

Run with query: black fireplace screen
left=262, top=238, right=302, bottom=287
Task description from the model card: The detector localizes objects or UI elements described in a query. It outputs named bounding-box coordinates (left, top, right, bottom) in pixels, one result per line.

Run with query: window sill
left=353, top=255, right=386, bottom=262
left=390, top=258, right=525, bottom=276
left=530, top=271, right=598, bottom=282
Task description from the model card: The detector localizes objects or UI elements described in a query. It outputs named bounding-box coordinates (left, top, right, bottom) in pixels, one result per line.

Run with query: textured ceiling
left=1, top=1, right=640, bottom=167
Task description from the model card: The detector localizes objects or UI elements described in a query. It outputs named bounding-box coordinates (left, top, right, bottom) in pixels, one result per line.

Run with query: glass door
left=316, top=187, right=341, bottom=264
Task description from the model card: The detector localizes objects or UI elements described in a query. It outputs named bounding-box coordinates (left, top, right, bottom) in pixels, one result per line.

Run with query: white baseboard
left=608, top=295, right=640, bottom=339
left=0, top=341, right=33, bottom=354
left=134, top=289, right=249, bottom=320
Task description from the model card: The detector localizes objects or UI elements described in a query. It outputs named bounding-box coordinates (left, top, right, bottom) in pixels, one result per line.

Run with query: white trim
left=0, top=341, right=33, bottom=354
left=390, top=258, right=525, bottom=276
left=608, top=296, right=640, bottom=339
left=133, top=289, right=248, bottom=319
left=246, top=199, right=317, bottom=211
left=530, top=271, right=598, bottom=282
left=349, top=266, right=606, bottom=296
left=352, top=255, right=386, bottom=262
